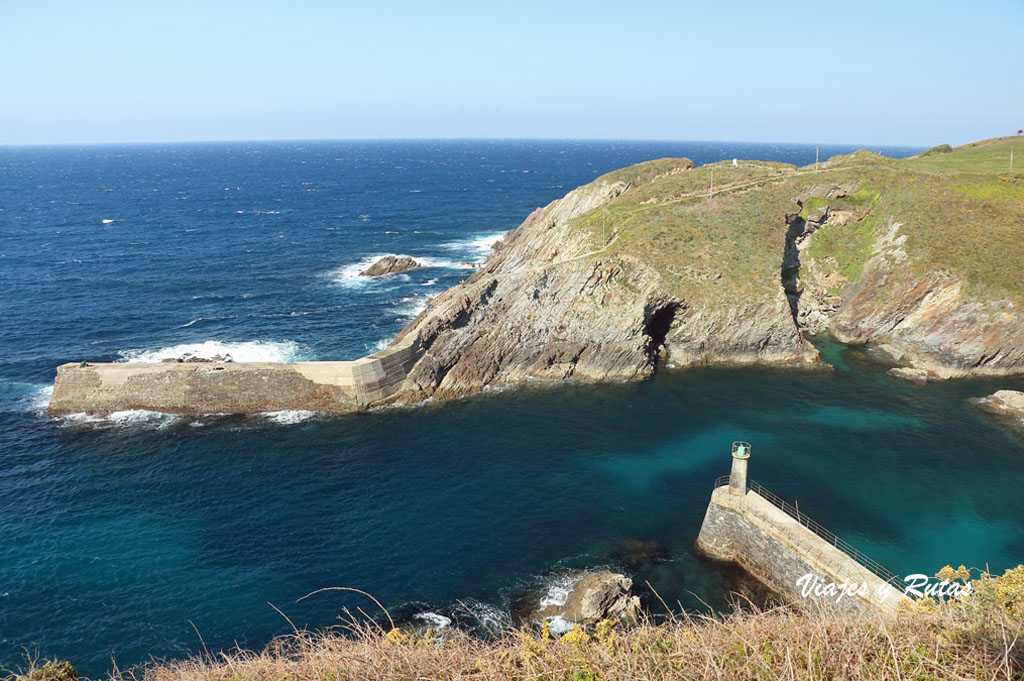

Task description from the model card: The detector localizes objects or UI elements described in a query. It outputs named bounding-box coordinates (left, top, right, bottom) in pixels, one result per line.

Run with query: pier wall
left=48, top=335, right=421, bottom=415
left=696, top=483, right=907, bottom=617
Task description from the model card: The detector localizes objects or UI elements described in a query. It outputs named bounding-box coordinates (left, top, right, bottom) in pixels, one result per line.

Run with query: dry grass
left=34, top=604, right=1011, bottom=681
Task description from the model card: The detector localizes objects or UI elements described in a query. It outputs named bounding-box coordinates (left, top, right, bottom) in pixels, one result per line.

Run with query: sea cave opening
left=643, top=303, right=680, bottom=361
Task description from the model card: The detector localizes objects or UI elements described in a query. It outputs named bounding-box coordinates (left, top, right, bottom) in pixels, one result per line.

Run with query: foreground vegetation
left=10, top=567, right=1024, bottom=681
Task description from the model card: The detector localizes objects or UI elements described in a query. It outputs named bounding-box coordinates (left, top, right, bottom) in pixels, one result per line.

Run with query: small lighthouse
left=728, top=441, right=750, bottom=496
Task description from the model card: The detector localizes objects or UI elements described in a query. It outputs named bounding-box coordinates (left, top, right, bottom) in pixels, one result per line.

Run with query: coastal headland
left=49, top=137, right=1024, bottom=415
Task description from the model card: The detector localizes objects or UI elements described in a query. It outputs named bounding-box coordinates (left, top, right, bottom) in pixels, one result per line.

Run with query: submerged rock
left=607, top=538, right=670, bottom=569
left=360, top=256, right=420, bottom=277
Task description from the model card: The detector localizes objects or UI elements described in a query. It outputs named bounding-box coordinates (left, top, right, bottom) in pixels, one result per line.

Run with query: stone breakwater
left=48, top=336, right=420, bottom=416
left=695, top=484, right=907, bottom=617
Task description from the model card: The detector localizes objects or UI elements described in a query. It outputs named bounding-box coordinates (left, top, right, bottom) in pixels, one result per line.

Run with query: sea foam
left=117, top=340, right=307, bottom=363
left=326, top=253, right=476, bottom=288
left=441, top=231, right=509, bottom=261
left=262, top=410, right=318, bottom=425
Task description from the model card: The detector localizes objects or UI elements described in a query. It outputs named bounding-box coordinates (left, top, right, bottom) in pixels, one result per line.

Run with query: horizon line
left=0, top=135, right=931, bottom=151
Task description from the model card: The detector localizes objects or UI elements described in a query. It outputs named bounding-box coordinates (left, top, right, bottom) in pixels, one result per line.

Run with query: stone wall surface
left=696, top=486, right=906, bottom=617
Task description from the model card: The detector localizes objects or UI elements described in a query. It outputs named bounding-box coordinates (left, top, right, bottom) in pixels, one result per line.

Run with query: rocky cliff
left=382, top=160, right=820, bottom=405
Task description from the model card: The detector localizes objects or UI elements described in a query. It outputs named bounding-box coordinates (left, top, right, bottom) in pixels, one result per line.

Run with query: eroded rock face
left=382, top=175, right=820, bottom=406
left=360, top=256, right=420, bottom=277
left=786, top=190, right=1024, bottom=379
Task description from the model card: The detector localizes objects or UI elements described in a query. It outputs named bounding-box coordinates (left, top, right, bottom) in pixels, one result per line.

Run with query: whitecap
left=413, top=612, right=451, bottom=628
left=414, top=256, right=477, bottom=270
left=56, top=409, right=179, bottom=429
left=421, top=278, right=438, bottom=286
left=373, top=338, right=391, bottom=351
left=5, top=383, right=54, bottom=417
left=325, top=254, right=472, bottom=289
left=117, top=340, right=307, bottom=363
left=538, top=573, right=577, bottom=609
left=263, top=410, right=317, bottom=424
left=546, top=615, right=574, bottom=635
left=395, top=295, right=428, bottom=318
left=173, top=317, right=210, bottom=329
left=440, top=231, right=509, bottom=262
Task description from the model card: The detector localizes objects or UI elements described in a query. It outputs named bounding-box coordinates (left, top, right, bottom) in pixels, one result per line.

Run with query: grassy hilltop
left=574, top=136, right=1024, bottom=307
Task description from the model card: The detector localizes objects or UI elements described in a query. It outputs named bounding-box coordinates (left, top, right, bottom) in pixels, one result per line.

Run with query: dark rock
left=360, top=256, right=420, bottom=277
left=607, top=538, right=670, bottom=570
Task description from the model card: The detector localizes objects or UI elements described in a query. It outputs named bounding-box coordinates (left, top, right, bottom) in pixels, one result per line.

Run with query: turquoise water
left=3, top=140, right=1023, bottom=677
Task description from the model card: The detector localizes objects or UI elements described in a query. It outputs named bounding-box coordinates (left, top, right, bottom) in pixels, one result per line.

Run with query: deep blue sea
left=3, top=139, right=1023, bottom=677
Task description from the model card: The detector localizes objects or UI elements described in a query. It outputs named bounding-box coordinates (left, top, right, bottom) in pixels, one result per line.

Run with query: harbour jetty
left=48, top=335, right=421, bottom=416
left=695, top=443, right=907, bottom=616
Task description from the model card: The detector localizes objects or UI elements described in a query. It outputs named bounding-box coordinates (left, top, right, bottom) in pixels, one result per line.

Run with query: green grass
left=566, top=135, right=1024, bottom=308
left=920, top=144, right=953, bottom=156
left=805, top=213, right=880, bottom=290
left=905, top=136, right=1022, bottom=174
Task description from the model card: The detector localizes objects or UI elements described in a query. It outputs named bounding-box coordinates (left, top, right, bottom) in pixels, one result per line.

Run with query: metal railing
left=713, top=475, right=902, bottom=587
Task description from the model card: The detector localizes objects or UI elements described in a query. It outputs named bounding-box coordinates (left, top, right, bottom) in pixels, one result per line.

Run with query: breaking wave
left=441, top=231, right=508, bottom=262
left=117, top=340, right=308, bottom=364
left=262, top=410, right=318, bottom=424
left=54, top=409, right=180, bottom=429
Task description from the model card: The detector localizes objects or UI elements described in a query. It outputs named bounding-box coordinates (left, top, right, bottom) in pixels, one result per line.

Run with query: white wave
left=539, top=573, right=577, bottom=609
left=173, top=317, right=211, bottom=329
left=325, top=253, right=474, bottom=288
left=451, top=599, right=510, bottom=632
left=421, top=278, right=438, bottom=286
left=325, top=253, right=400, bottom=287
left=414, top=256, right=477, bottom=270
left=413, top=612, right=451, bottom=628
left=546, top=615, right=574, bottom=636
left=440, top=231, right=508, bottom=262
left=117, top=340, right=306, bottom=363
left=11, top=384, right=54, bottom=417
left=263, top=410, right=318, bottom=424
left=373, top=338, right=391, bottom=351
left=56, top=409, right=179, bottom=429
left=395, top=295, right=428, bottom=318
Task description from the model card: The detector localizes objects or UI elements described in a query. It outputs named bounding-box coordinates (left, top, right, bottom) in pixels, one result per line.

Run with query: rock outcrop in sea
left=519, top=571, right=642, bottom=633
left=973, top=390, right=1024, bottom=427
left=360, top=255, right=421, bottom=276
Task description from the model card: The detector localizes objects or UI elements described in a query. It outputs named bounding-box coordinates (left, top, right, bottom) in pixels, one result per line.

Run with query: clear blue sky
left=1, top=0, right=1021, bottom=146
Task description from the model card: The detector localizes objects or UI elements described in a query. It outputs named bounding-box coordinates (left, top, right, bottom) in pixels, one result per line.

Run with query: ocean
left=2, top=139, right=1023, bottom=677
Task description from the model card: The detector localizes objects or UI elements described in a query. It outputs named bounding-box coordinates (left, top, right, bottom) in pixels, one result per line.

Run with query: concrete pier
left=48, top=334, right=421, bottom=416
left=696, top=443, right=907, bottom=616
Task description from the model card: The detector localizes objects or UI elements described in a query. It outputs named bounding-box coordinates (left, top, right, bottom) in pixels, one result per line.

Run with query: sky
left=0, top=1, right=1021, bottom=146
